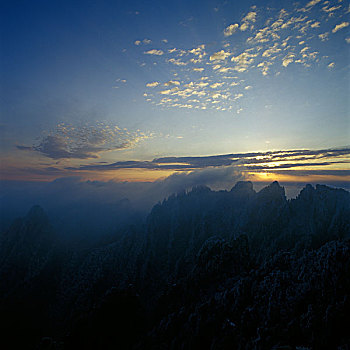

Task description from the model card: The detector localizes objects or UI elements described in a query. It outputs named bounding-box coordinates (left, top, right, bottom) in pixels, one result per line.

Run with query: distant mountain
left=0, top=182, right=349, bottom=349
left=0, top=205, right=55, bottom=296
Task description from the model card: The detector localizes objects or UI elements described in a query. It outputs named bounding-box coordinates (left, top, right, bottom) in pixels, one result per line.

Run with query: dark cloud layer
left=71, top=147, right=350, bottom=172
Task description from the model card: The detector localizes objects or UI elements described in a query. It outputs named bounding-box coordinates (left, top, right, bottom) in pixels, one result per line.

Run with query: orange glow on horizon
left=248, top=172, right=350, bottom=183
left=2, top=165, right=349, bottom=185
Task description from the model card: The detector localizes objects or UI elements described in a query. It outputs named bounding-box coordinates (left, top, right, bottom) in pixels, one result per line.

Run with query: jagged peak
left=230, top=181, right=254, bottom=193
left=297, top=183, right=348, bottom=201
left=267, top=181, right=283, bottom=190
left=314, top=184, right=349, bottom=197
left=258, top=181, right=286, bottom=200
left=297, top=184, right=315, bottom=200
left=189, top=185, right=211, bottom=194
left=315, top=184, right=334, bottom=192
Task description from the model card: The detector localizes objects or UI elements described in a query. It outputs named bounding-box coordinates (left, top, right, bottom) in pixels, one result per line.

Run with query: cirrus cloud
left=17, top=123, right=151, bottom=160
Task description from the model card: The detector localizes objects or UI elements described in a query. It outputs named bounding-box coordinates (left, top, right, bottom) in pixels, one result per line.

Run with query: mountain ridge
left=0, top=181, right=349, bottom=349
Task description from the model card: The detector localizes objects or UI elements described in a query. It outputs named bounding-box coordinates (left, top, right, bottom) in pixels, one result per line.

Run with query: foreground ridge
left=0, top=182, right=349, bottom=349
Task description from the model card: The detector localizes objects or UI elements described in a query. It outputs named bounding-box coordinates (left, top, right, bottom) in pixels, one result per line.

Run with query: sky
left=1, top=0, right=349, bottom=185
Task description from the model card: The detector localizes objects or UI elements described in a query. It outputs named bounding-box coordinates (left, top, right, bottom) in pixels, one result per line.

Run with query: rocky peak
left=297, top=184, right=315, bottom=201
left=189, top=185, right=211, bottom=195
left=257, top=181, right=286, bottom=202
left=230, top=181, right=255, bottom=194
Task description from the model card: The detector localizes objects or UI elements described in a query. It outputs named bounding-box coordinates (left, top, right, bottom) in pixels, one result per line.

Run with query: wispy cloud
left=17, top=122, right=151, bottom=160
left=332, top=21, right=349, bottom=33
left=298, top=0, right=322, bottom=12
left=322, top=5, right=342, bottom=14
left=69, top=147, right=350, bottom=173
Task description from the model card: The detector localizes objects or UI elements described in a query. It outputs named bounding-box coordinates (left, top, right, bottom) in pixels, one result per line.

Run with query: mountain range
left=0, top=181, right=349, bottom=349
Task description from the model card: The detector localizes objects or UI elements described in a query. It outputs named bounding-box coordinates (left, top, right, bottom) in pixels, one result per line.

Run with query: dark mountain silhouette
left=0, top=205, right=55, bottom=295
left=0, top=182, right=349, bottom=349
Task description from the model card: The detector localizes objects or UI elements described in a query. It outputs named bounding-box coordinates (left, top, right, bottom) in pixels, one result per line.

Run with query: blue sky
left=1, top=0, right=349, bottom=182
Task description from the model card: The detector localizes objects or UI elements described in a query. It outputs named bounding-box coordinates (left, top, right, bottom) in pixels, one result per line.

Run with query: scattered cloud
left=332, top=21, right=349, bottom=33
left=322, top=5, right=342, bottom=13
left=224, top=24, right=239, bottom=37
left=240, top=11, right=257, bottom=31
left=146, top=82, right=160, bottom=87
left=168, top=58, right=187, bottom=66
left=188, top=45, right=206, bottom=57
left=159, top=87, right=179, bottom=95
left=298, top=0, right=322, bottom=12
left=242, top=11, right=257, bottom=23
left=210, top=82, right=224, bottom=89
left=135, top=39, right=152, bottom=45
left=282, top=53, right=295, bottom=67
left=144, top=49, right=164, bottom=55
left=193, top=68, right=205, bottom=72
left=262, top=43, right=281, bottom=57
left=318, top=32, right=330, bottom=41
left=131, top=0, right=348, bottom=112
left=231, top=51, right=258, bottom=72
left=209, top=50, right=231, bottom=61
left=164, top=80, right=180, bottom=86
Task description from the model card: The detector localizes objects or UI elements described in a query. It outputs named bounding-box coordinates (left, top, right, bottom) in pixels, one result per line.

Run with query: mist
left=0, top=166, right=245, bottom=238
left=1, top=166, right=348, bottom=242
